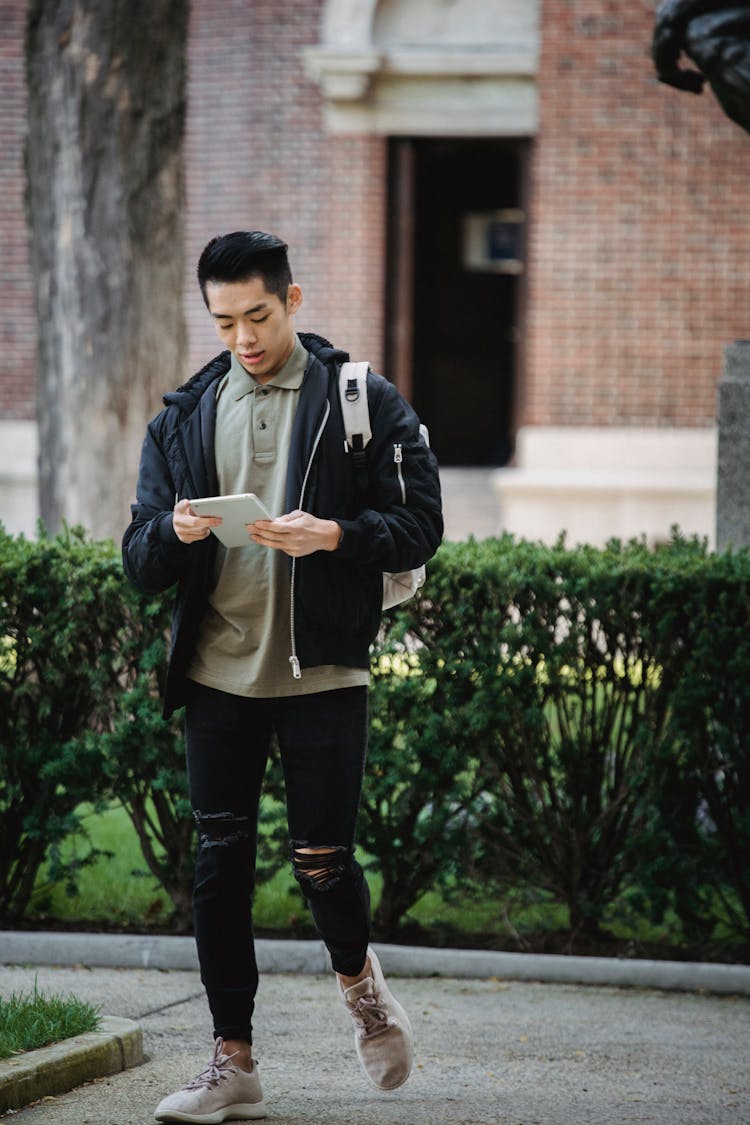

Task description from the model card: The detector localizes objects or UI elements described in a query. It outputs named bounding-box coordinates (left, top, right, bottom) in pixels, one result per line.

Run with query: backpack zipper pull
left=393, top=443, right=403, bottom=463
left=289, top=654, right=302, bottom=679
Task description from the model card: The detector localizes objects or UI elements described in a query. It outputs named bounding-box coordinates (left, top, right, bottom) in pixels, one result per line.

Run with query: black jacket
left=122, top=333, right=443, bottom=716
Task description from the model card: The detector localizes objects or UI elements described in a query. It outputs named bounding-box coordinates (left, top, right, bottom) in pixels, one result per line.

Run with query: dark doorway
left=386, top=138, right=527, bottom=466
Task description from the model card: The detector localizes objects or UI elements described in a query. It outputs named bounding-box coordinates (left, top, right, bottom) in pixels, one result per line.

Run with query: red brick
left=1, top=0, right=747, bottom=433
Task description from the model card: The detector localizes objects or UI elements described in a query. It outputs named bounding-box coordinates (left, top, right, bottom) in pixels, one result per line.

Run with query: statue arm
left=652, top=0, right=727, bottom=92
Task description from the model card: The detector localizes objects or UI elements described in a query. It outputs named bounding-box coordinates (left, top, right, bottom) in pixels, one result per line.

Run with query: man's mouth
left=240, top=351, right=264, bottom=365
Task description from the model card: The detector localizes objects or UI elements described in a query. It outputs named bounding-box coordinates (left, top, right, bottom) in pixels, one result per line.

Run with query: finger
left=250, top=528, right=293, bottom=552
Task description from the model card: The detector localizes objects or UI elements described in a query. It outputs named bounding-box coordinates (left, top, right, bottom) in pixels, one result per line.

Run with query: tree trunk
left=26, top=0, right=188, bottom=542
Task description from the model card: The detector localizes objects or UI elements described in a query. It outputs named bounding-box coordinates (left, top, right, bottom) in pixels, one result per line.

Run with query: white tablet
left=190, top=493, right=273, bottom=548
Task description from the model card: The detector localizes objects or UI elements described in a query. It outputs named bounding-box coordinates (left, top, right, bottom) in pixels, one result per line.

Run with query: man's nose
left=237, top=322, right=258, bottom=346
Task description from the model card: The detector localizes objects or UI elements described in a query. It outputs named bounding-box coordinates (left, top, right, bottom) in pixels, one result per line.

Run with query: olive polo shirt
left=187, top=335, right=369, bottom=698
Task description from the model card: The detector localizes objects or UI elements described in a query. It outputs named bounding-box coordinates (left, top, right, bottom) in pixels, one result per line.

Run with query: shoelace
left=350, top=992, right=390, bottom=1038
left=184, top=1039, right=238, bottom=1091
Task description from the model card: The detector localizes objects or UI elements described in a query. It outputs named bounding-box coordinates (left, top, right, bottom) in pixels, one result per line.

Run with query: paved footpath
left=1, top=957, right=749, bottom=1125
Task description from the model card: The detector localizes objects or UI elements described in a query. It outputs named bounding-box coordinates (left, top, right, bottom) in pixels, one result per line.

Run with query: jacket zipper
left=394, top=444, right=406, bottom=503
left=289, top=400, right=331, bottom=679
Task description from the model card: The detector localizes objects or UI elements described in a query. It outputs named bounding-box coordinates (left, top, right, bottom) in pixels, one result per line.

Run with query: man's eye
left=218, top=323, right=233, bottom=331
left=251, top=315, right=269, bottom=324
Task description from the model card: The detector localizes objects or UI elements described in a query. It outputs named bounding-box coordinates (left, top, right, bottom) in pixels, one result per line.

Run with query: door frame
left=385, top=136, right=532, bottom=465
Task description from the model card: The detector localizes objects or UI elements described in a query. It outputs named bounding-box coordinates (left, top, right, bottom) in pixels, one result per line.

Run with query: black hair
left=197, top=231, right=292, bottom=305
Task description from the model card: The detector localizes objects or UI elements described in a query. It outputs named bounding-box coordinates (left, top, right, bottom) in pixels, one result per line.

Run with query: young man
left=122, top=231, right=443, bottom=1123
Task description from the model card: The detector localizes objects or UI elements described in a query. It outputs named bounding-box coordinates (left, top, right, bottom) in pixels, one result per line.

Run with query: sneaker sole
left=357, top=1023, right=414, bottom=1091
left=154, top=1101, right=267, bottom=1123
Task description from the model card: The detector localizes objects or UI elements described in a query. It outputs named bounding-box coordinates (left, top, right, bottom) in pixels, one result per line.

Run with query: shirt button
left=259, top=421, right=267, bottom=430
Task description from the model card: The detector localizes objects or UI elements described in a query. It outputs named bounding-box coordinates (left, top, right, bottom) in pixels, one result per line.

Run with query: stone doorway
left=386, top=137, right=527, bottom=467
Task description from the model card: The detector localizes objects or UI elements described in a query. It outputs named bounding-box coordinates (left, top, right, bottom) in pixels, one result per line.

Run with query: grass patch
left=30, top=803, right=172, bottom=927
left=29, top=802, right=314, bottom=932
left=0, top=981, right=100, bottom=1058
left=27, top=803, right=504, bottom=936
left=26, top=802, right=741, bottom=959
left=403, top=884, right=568, bottom=940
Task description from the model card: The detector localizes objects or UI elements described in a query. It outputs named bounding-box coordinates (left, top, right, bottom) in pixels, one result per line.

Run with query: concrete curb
left=2, top=931, right=749, bottom=995
left=0, top=1015, right=143, bottom=1115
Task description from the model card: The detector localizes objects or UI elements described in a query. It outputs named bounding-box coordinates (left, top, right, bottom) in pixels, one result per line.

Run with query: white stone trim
left=0, top=420, right=39, bottom=538
left=321, top=0, right=378, bottom=48
left=305, top=0, right=539, bottom=134
left=316, top=73, right=536, bottom=136
left=304, top=49, right=381, bottom=100
left=384, top=46, right=536, bottom=75
left=492, top=426, right=717, bottom=548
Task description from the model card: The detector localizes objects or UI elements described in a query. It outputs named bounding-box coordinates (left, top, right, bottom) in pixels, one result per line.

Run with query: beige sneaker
left=339, top=946, right=414, bottom=1091
left=154, top=1038, right=266, bottom=1123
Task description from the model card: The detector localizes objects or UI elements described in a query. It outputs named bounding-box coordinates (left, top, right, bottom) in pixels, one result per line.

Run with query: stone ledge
left=3, top=933, right=749, bottom=995
left=0, top=1015, right=143, bottom=1115
left=492, top=465, right=714, bottom=495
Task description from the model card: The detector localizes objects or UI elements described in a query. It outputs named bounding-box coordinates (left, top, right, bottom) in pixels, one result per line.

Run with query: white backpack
left=338, top=361, right=427, bottom=610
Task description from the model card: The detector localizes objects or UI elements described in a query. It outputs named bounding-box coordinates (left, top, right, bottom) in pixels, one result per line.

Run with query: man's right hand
left=172, top=498, right=222, bottom=544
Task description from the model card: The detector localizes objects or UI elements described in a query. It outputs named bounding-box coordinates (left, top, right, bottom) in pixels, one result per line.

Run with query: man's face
left=205, top=276, right=303, bottom=383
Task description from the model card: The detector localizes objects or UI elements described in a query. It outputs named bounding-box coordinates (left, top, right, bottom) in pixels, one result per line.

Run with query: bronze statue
left=652, top=0, right=750, bottom=134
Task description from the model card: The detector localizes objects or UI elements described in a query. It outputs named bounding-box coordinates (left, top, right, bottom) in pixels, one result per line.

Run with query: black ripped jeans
left=184, top=680, right=371, bottom=1043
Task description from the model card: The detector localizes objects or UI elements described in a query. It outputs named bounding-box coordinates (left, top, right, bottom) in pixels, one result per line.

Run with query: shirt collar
left=227, top=334, right=308, bottom=400
left=266, top=334, right=308, bottom=390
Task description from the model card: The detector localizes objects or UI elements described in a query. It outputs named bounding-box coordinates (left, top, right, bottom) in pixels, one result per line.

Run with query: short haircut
left=197, top=231, right=292, bottom=305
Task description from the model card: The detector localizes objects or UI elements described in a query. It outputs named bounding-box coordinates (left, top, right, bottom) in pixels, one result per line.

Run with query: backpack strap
left=339, top=361, right=371, bottom=493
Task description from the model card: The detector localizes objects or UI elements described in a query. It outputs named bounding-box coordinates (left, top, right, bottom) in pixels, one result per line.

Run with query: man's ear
left=286, top=283, right=303, bottom=314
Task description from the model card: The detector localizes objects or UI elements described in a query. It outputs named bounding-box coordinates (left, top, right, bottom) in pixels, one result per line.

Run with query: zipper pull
left=289, top=654, right=302, bottom=679
left=394, top=443, right=402, bottom=463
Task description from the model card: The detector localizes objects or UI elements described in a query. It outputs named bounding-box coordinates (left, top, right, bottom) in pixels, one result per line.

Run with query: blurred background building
left=2, top=0, right=748, bottom=544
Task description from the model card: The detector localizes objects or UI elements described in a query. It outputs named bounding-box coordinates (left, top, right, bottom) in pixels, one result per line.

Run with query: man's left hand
left=249, top=510, right=341, bottom=557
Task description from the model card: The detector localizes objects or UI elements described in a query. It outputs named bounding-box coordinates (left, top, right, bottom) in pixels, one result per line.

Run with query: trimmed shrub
left=652, top=546, right=750, bottom=939
left=0, top=526, right=198, bottom=930
left=362, top=642, right=485, bottom=937
left=364, top=534, right=750, bottom=942
left=451, top=534, right=695, bottom=937
left=90, top=587, right=196, bottom=932
left=3, top=526, right=750, bottom=948
left=0, top=526, right=123, bottom=921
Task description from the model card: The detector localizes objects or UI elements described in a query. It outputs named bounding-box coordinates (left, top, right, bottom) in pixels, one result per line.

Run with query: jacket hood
left=162, top=333, right=349, bottom=415
left=298, top=332, right=349, bottom=368
left=163, top=352, right=231, bottom=413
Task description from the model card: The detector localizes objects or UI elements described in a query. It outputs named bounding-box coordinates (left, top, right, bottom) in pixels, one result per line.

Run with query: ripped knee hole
left=290, top=843, right=350, bottom=891
left=194, top=810, right=250, bottom=848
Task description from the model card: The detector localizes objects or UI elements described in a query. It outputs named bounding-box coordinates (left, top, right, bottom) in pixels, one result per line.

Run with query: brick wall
left=0, top=0, right=35, bottom=419
left=0, top=0, right=387, bottom=426
left=183, top=0, right=385, bottom=379
left=3, top=0, right=747, bottom=427
left=524, top=0, right=750, bottom=429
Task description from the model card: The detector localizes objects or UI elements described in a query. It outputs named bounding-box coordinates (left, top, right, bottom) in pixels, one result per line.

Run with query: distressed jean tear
left=194, top=810, right=251, bottom=849
left=290, top=841, right=351, bottom=892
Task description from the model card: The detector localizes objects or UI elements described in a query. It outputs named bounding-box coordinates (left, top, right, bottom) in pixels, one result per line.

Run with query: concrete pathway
left=1, top=953, right=749, bottom=1125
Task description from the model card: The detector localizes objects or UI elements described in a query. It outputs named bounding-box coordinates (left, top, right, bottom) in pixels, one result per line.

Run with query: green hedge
left=0, top=525, right=193, bottom=928
left=383, top=534, right=750, bottom=940
left=1, top=526, right=748, bottom=945
left=0, top=527, right=124, bottom=919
